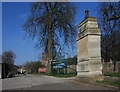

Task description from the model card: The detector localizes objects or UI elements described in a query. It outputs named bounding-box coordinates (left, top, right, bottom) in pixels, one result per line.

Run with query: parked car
left=17, top=68, right=26, bottom=75
left=7, top=72, right=13, bottom=78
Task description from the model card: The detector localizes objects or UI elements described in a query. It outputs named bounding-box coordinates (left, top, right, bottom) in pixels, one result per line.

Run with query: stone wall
left=67, top=61, right=120, bottom=74
left=102, top=61, right=120, bottom=73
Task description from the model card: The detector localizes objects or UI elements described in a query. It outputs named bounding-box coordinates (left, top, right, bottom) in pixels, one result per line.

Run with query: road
left=1, top=74, right=117, bottom=90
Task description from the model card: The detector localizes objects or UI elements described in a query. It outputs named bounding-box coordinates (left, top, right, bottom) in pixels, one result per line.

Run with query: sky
left=2, top=2, right=100, bottom=65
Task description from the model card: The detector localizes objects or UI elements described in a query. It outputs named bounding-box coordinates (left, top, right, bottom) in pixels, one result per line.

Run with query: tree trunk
left=47, top=12, right=53, bottom=75
left=47, top=31, right=53, bottom=75
left=47, top=38, right=51, bottom=75
left=119, top=62, right=120, bottom=73
left=113, top=60, right=116, bottom=73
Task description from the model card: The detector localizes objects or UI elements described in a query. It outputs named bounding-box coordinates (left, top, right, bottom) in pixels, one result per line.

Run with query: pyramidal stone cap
left=76, top=10, right=101, bottom=41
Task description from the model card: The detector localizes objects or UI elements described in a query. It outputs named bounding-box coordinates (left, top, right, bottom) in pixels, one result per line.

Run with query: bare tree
left=97, top=2, right=120, bottom=72
left=100, top=2, right=120, bottom=21
left=23, top=2, right=77, bottom=75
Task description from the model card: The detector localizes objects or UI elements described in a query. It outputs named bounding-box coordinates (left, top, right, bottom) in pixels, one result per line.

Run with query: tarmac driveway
left=1, top=74, right=117, bottom=90
left=2, top=74, right=69, bottom=90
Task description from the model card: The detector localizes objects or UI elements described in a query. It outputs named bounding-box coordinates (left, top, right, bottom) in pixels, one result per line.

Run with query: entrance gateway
left=76, top=9, right=104, bottom=82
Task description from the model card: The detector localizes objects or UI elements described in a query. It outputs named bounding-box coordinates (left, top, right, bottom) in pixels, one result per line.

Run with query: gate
left=50, top=59, right=77, bottom=76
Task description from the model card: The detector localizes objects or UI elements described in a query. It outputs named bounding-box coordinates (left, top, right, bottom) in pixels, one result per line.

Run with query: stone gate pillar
left=76, top=9, right=104, bottom=82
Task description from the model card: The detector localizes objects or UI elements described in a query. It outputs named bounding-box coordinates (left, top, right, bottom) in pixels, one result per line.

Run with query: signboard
left=51, top=60, right=67, bottom=75
left=56, top=62, right=65, bottom=68
left=56, top=66, right=64, bottom=68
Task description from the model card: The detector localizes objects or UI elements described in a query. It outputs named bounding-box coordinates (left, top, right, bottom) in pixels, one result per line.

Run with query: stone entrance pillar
left=76, top=9, right=104, bottom=82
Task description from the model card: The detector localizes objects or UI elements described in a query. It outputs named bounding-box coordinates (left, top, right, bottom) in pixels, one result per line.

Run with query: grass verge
left=96, top=78, right=120, bottom=87
left=104, top=73, right=120, bottom=77
left=54, top=72, right=77, bottom=78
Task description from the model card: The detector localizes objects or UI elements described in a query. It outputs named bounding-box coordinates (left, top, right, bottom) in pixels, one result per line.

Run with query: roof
left=79, top=17, right=97, bottom=28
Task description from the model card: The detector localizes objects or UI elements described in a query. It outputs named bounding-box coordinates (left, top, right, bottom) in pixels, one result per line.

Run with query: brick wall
left=38, top=68, right=46, bottom=73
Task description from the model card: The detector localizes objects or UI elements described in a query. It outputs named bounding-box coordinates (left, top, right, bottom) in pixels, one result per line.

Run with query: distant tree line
left=23, top=61, right=45, bottom=73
